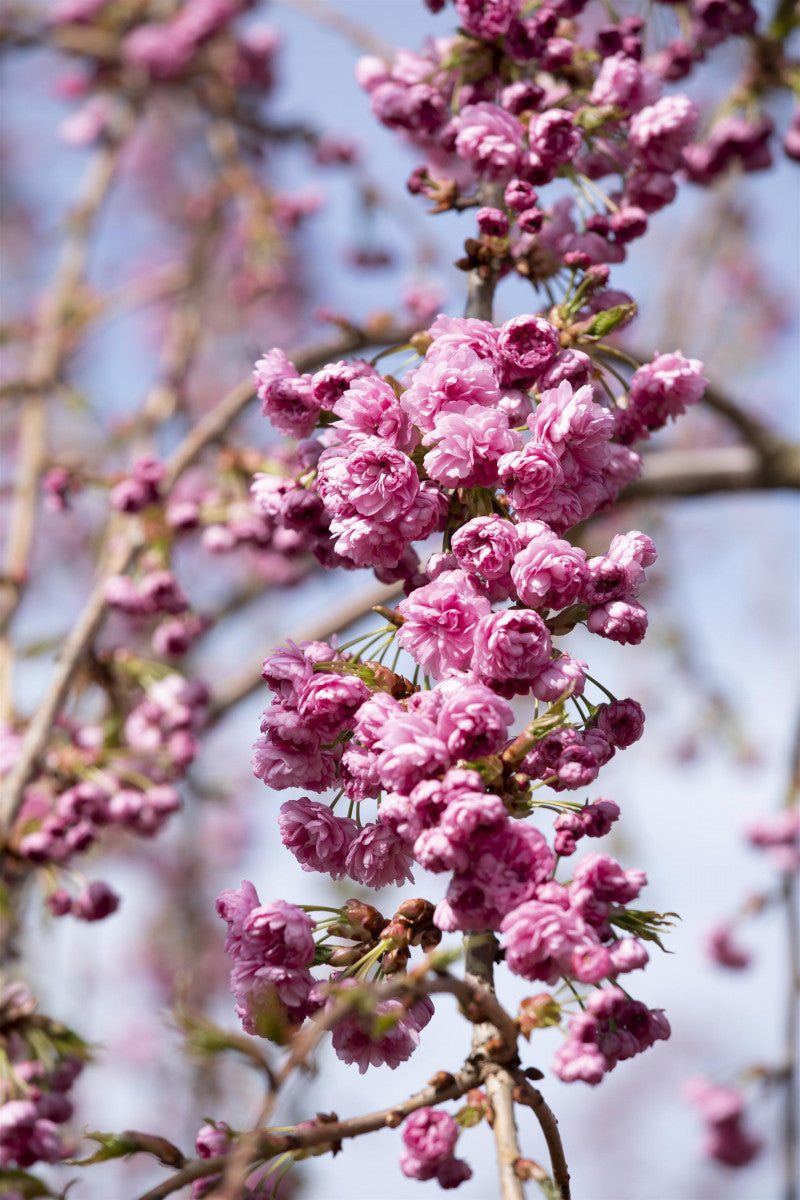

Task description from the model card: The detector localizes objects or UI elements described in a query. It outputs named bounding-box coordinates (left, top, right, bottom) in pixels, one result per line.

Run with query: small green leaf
left=584, top=303, right=637, bottom=338
left=609, top=907, right=680, bottom=952
left=69, top=1131, right=141, bottom=1165
left=454, top=1104, right=484, bottom=1129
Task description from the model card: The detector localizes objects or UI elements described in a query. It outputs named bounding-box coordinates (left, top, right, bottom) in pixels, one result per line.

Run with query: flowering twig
left=206, top=580, right=404, bottom=724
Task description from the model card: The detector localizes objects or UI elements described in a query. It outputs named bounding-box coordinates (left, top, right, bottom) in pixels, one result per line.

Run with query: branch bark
left=137, top=1061, right=480, bottom=1200
left=464, top=933, right=525, bottom=1200
left=623, top=442, right=800, bottom=500
left=513, top=1077, right=572, bottom=1200
left=0, top=99, right=134, bottom=715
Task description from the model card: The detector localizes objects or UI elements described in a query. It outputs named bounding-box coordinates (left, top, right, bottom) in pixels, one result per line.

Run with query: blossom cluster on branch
left=1, top=0, right=798, bottom=1197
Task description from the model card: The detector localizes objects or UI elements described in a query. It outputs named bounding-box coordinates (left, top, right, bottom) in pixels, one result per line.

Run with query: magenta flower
left=345, top=822, right=415, bottom=888
left=473, top=609, right=552, bottom=687
left=278, top=798, right=357, bottom=879
left=627, top=352, right=707, bottom=429
left=511, top=533, right=588, bottom=609
left=685, top=1078, right=763, bottom=1168
left=423, top=404, right=520, bottom=488
left=331, top=989, right=425, bottom=1073
left=454, top=0, right=521, bottom=39
left=530, top=380, right=614, bottom=481
left=527, top=108, right=582, bottom=177
left=436, top=677, right=514, bottom=757
left=435, top=823, right=555, bottom=932
left=706, top=924, right=751, bottom=970
left=396, top=570, right=491, bottom=678
left=451, top=516, right=521, bottom=579
left=497, top=314, right=561, bottom=382
left=501, top=899, right=608, bottom=984
left=587, top=599, right=648, bottom=644
left=320, top=436, right=420, bottom=522
left=454, top=102, right=525, bottom=181
left=630, top=95, right=699, bottom=171
left=590, top=53, right=661, bottom=114
left=498, top=441, right=564, bottom=520
left=594, top=698, right=645, bottom=748
left=333, top=375, right=418, bottom=453
left=296, top=673, right=370, bottom=738
left=402, top=346, right=500, bottom=433
left=254, top=348, right=319, bottom=438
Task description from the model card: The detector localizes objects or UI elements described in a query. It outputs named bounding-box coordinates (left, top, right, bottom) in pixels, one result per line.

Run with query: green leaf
left=69, top=1131, right=141, bottom=1165
left=584, top=303, right=637, bottom=339
left=70, top=1130, right=185, bottom=1168
left=609, top=907, right=680, bottom=953
left=0, top=1169, right=57, bottom=1198
left=454, top=1104, right=484, bottom=1129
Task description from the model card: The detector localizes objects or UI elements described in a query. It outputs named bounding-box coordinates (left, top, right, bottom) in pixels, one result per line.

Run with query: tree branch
left=464, top=933, right=525, bottom=1200
left=137, top=1060, right=480, bottom=1200
left=623, top=442, right=800, bottom=500
left=206, top=579, right=404, bottom=723
left=512, top=1076, right=572, bottom=1200
left=0, top=99, right=134, bottom=716
left=0, top=325, right=416, bottom=832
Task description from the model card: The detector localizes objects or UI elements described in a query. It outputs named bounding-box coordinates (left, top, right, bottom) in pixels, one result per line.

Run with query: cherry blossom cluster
left=0, top=983, right=87, bottom=1172
left=216, top=288, right=701, bottom=1131
left=685, top=1077, right=763, bottom=1168
left=399, top=1108, right=472, bottom=1187
left=358, top=0, right=798, bottom=287
left=50, top=0, right=280, bottom=143
left=5, top=671, right=208, bottom=920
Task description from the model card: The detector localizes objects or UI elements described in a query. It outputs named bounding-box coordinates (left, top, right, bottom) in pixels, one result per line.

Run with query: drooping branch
left=512, top=1077, right=572, bottom=1200
left=137, top=1061, right=480, bottom=1200
left=0, top=325, right=416, bottom=832
left=206, top=579, right=404, bottom=723
left=140, top=965, right=518, bottom=1200
left=0, top=99, right=134, bottom=716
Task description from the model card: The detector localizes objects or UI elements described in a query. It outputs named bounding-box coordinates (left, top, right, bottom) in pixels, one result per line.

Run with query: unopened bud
left=382, top=946, right=411, bottom=974
left=328, top=945, right=369, bottom=968
left=344, top=900, right=386, bottom=940
left=420, top=927, right=443, bottom=951
left=514, top=1158, right=547, bottom=1182
left=396, top=898, right=435, bottom=926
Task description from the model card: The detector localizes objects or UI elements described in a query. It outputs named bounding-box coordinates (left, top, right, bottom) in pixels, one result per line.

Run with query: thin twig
left=271, top=0, right=394, bottom=57
left=513, top=1076, right=572, bottom=1200
left=207, top=580, right=404, bottom=722
left=0, top=100, right=134, bottom=715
